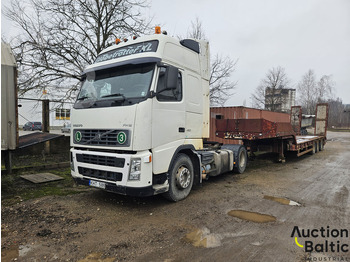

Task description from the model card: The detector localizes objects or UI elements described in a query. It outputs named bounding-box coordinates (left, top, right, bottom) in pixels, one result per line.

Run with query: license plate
left=89, top=180, right=106, bottom=189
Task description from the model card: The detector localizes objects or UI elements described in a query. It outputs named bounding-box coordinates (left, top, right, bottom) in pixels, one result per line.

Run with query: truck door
left=152, top=66, right=185, bottom=150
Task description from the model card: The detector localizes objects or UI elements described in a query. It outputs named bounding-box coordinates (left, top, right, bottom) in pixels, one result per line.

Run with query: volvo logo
left=94, top=133, right=102, bottom=141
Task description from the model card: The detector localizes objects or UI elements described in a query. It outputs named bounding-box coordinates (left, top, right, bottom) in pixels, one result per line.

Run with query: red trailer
left=215, top=104, right=328, bottom=162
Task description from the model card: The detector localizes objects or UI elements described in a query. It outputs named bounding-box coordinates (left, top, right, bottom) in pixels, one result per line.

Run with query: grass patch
left=1, top=167, right=88, bottom=206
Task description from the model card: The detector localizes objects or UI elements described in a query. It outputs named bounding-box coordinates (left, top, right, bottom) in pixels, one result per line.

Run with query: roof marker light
left=115, top=38, right=121, bottom=45
left=155, top=26, right=161, bottom=34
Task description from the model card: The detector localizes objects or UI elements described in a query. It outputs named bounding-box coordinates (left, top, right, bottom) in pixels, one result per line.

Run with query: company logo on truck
left=95, top=40, right=159, bottom=63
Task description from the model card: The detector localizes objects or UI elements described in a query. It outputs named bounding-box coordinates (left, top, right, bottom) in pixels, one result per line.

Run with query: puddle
left=184, top=228, right=258, bottom=248
left=19, top=244, right=35, bottom=257
left=228, top=210, right=276, bottom=223
left=1, top=245, right=19, bottom=262
left=183, top=227, right=222, bottom=248
left=264, top=195, right=301, bottom=206
left=1, top=243, right=41, bottom=261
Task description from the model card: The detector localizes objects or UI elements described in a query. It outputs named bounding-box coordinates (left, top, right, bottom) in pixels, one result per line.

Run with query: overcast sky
left=2, top=0, right=350, bottom=106
left=150, top=0, right=350, bottom=106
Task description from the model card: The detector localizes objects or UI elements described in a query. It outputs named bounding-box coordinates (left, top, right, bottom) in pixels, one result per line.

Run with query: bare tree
left=209, top=55, right=238, bottom=106
left=187, top=17, right=206, bottom=40
left=251, top=66, right=291, bottom=112
left=297, top=69, right=317, bottom=114
left=4, top=0, right=152, bottom=100
left=187, top=18, right=237, bottom=106
left=317, top=75, right=335, bottom=102
left=297, top=70, right=335, bottom=114
left=328, top=98, right=345, bottom=127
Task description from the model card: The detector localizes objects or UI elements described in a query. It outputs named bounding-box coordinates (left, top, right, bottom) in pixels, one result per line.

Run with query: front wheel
left=163, top=154, right=194, bottom=202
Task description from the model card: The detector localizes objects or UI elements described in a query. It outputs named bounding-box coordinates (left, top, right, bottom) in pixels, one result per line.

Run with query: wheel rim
left=175, top=166, right=191, bottom=189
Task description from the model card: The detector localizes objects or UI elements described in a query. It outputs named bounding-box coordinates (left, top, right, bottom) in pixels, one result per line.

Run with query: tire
left=319, top=140, right=324, bottom=151
left=163, top=153, right=194, bottom=202
left=310, top=141, right=317, bottom=155
left=234, top=146, right=248, bottom=174
left=315, top=141, right=318, bottom=153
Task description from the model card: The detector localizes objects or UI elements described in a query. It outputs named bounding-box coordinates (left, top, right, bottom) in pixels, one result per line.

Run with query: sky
left=149, top=0, right=350, bottom=106
left=2, top=0, right=350, bottom=106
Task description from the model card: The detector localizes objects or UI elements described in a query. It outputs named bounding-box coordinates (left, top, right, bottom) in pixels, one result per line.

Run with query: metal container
left=209, top=106, right=290, bottom=144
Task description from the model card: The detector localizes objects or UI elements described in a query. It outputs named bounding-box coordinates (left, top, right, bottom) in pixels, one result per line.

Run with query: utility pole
left=42, top=99, right=50, bottom=132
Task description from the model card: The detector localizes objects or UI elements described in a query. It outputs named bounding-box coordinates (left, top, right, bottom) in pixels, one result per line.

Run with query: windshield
left=74, top=63, right=155, bottom=109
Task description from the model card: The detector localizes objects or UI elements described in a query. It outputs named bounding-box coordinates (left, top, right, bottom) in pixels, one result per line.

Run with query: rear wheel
left=315, top=141, right=318, bottom=153
left=234, top=146, right=248, bottom=174
left=319, top=140, right=324, bottom=151
left=310, top=141, right=317, bottom=155
left=163, top=154, right=194, bottom=202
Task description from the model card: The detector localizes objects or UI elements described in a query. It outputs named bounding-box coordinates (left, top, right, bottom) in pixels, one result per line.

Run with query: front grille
left=73, top=129, right=129, bottom=146
left=76, top=154, right=125, bottom=167
left=78, top=167, right=122, bottom=182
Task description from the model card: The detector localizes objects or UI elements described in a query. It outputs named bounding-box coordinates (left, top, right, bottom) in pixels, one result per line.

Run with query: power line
left=18, top=113, right=32, bottom=123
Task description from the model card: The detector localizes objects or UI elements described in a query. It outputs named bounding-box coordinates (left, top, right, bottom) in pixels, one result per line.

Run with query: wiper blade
left=101, top=93, right=126, bottom=100
left=77, top=95, right=91, bottom=101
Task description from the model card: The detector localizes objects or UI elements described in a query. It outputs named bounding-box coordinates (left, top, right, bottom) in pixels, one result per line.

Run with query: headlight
left=129, top=158, right=141, bottom=180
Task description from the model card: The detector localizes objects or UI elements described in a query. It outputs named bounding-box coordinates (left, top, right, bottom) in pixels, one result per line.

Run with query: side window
left=156, top=67, right=182, bottom=102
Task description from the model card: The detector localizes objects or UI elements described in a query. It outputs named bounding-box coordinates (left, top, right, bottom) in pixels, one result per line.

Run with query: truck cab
left=70, top=30, right=246, bottom=201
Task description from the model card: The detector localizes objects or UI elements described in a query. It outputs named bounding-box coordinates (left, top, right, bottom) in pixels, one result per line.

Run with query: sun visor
left=83, top=57, right=161, bottom=74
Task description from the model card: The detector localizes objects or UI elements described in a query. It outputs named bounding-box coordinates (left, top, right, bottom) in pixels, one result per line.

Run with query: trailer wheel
left=234, top=146, right=248, bottom=174
left=315, top=141, right=318, bottom=153
left=163, top=153, right=194, bottom=202
left=310, top=141, right=317, bottom=155
left=319, top=140, right=324, bottom=151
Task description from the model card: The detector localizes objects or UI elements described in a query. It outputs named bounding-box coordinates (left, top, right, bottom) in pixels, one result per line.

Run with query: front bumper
left=71, top=148, right=153, bottom=195
left=73, top=177, right=154, bottom=197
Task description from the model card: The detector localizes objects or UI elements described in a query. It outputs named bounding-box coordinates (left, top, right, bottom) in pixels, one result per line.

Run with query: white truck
left=70, top=29, right=248, bottom=201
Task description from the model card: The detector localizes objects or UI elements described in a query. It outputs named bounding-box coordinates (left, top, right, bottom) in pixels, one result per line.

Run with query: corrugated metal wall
left=209, top=106, right=290, bottom=144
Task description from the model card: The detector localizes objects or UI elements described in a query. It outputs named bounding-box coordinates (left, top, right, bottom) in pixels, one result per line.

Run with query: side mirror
left=165, top=66, right=178, bottom=90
